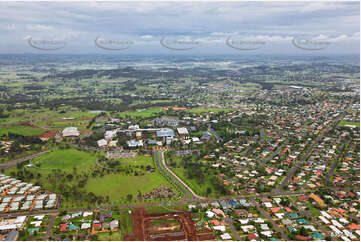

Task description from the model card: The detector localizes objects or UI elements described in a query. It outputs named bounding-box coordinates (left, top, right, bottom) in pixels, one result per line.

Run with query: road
left=291, top=201, right=330, bottom=238
left=325, top=138, right=350, bottom=186
left=208, top=125, right=222, bottom=142
left=262, top=140, right=288, bottom=165
left=0, top=150, right=50, bottom=170
left=274, top=103, right=351, bottom=193
left=224, top=217, right=242, bottom=240
left=154, top=150, right=203, bottom=200
left=0, top=190, right=311, bottom=219
left=250, top=197, right=289, bottom=241
left=42, top=213, right=57, bottom=240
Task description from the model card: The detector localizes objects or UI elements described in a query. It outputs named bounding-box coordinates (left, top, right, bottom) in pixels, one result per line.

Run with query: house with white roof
left=62, top=127, right=80, bottom=137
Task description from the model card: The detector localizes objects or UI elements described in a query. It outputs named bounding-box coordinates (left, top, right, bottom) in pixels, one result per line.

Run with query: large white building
left=62, top=127, right=80, bottom=137
left=177, top=127, right=189, bottom=136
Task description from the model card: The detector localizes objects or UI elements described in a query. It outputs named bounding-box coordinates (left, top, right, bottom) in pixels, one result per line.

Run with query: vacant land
left=166, top=155, right=218, bottom=198
left=338, top=120, right=360, bottom=128
left=5, top=150, right=176, bottom=206
left=188, top=107, right=233, bottom=114
left=113, top=155, right=153, bottom=166
left=85, top=170, right=170, bottom=202
left=32, top=148, right=96, bottom=171
left=0, top=125, right=45, bottom=136
left=118, top=107, right=163, bottom=118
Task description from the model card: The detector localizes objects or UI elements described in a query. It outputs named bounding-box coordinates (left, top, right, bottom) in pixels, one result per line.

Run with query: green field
left=338, top=120, right=360, bottom=128
left=166, top=155, right=217, bottom=198
left=96, top=231, right=122, bottom=241
left=118, top=107, right=163, bottom=118
left=0, top=125, right=46, bottom=136
left=32, top=148, right=96, bottom=171
left=0, top=107, right=97, bottom=132
left=188, top=107, right=233, bottom=114
left=85, top=171, right=170, bottom=202
left=114, top=155, right=153, bottom=166
left=171, top=166, right=216, bottom=197
left=5, top=149, right=178, bottom=207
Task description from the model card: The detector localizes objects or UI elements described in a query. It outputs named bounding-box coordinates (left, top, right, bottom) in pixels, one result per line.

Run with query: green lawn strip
left=114, top=155, right=154, bottom=167
left=0, top=125, right=46, bottom=136
left=96, top=231, right=122, bottom=241
left=165, top=155, right=217, bottom=198
left=305, top=202, right=321, bottom=217
left=118, top=107, right=163, bottom=118
left=170, top=166, right=214, bottom=197
left=188, top=107, right=233, bottom=114
left=144, top=204, right=188, bottom=214
left=338, top=120, right=360, bottom=128
left=115, top=209, right=133, bottom=238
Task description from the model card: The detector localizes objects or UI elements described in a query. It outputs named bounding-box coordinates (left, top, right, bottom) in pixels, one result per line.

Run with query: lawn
left=338, top=120, right=360, bottom=128
left=145, top=204, right=187, bottom=213
left=305, top=202, right=321, bottom=217
left=0, top=107, right=97, bottom=134
left=118, top=107, right=163, bottom=118
left=96, top=231, right=122, bottom=241
left=171, top=166, right=216, bottom=197
left=116, top=209, right=133, bottom=238
left=31, top=148, right=96, bottom=171
left=5, top=149, right=179, bottom=207
left=115, top=155, right=153, bottom=166
left=188, top=107, right=233, bottom=114
left=84, top=170, right=170, bottom=202
left=0, top=125, right=46, bottom=136
left=166, top=155, right=218, bottom=198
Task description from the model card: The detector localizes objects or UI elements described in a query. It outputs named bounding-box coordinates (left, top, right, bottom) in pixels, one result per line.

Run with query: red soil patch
left=125, top=207, right=215, bottom=241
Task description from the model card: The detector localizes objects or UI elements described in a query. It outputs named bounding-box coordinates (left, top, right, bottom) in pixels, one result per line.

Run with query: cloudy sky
left=0, top=1, right=359, bottom=55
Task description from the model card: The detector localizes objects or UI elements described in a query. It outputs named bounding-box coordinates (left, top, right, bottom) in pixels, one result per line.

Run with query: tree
left=66, top=174, right=73, bottom=182
left=299, top=227, right=308, bottom=236
left=127, top=194, right=133, bottom=202
left=206, top=187, right=212, bottom=197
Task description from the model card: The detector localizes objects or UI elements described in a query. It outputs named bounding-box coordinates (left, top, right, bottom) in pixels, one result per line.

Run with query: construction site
left=125, top=207, right=216, bottom=241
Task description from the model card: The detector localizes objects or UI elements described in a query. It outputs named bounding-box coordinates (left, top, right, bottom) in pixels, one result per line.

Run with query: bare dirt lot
left=125, top=207, right=215, bottom=241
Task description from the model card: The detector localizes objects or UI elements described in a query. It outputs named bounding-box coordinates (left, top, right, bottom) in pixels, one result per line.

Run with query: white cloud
left=300, top=2, right=347, bottom=13
left=26, top=24, right=54, bottom=31
left=141, top=35, right=153, bottom=39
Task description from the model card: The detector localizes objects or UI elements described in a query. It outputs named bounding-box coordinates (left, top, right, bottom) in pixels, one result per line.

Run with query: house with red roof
left=248, top=232, right=257, bottom=240
left=348, top=223, right=360, bottom=230
left=298, top=195, right=308, bottom=201
left=209, top=220, right=226, bottom=226
left=60, top=223, right=67, bottom=232
left=93, top=223, right=101, bottom=230
left=270, top=207, right=280, bottom=213
left=285, top=207, right=292, bottom=213
left=212, top=208, right=226, bottom=217
left=265, top=168, right=273, bottom=174
left=295, top=235, right=312, bottom=240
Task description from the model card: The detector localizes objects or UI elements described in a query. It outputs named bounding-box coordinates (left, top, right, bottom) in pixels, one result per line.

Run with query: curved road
left=0, top=150, right=50, bottom=170
left=154, top=150, right=204, bottom=200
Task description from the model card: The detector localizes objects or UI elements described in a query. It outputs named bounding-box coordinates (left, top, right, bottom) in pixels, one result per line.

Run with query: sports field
left=32, top=148, right=96, bottom=171
left=85, top=171, right=170, bottom=202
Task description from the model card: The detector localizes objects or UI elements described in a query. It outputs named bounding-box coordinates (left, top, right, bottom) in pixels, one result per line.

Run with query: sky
left=0, top=1, right=359, bottom=55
